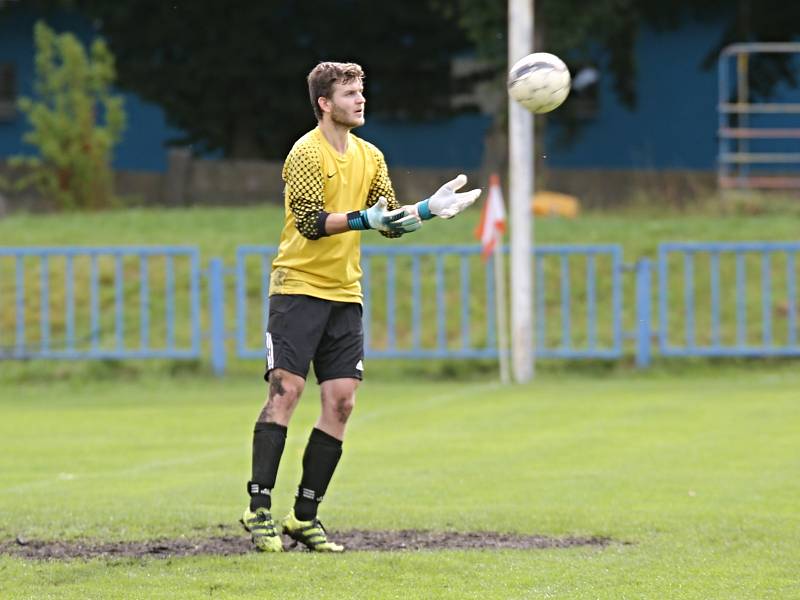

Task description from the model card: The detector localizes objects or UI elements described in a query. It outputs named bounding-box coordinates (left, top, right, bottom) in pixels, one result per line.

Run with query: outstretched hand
left=413, top=174, right=482, bottom=220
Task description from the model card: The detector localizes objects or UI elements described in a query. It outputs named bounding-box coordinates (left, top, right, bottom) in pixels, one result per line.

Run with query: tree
left=51, top=0, right=477, bottom=160
left=9, top=21, right=125, bottom=209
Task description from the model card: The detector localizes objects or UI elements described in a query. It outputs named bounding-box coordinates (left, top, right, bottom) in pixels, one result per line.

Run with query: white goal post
left=508, top=0, right=535, bottom=382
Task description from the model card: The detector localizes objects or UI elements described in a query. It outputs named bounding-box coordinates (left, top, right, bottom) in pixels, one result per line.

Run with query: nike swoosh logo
left=327, top=173, right=336, bottom=178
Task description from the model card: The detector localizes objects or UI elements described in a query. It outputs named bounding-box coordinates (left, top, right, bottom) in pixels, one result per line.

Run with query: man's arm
left=286, top=144, right=420, bottom=239
left=321, top=213, right=350, bottom=235
left=320, top=202, right=418, bottom=235
left=284, top=145, right=330, bottom=240
left=365, top=150, right=409, bottom=238
left=292, top=198, right=419, bottom=238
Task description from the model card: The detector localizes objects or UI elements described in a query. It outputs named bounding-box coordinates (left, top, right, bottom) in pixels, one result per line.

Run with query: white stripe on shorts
left=266, top=331, right=274, bottom=370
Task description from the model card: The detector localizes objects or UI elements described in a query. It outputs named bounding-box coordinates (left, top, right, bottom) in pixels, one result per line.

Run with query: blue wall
left=360, top=114, right=491, bottom=169
left=548, top=22, right=721, bottom=169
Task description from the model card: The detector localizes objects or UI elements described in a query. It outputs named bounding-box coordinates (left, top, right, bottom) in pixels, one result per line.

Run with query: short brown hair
left=307, top=62, right=364, bottom=120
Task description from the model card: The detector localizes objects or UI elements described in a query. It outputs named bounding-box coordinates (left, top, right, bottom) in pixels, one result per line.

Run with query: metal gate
left=718, top=42, right=800, bottom=191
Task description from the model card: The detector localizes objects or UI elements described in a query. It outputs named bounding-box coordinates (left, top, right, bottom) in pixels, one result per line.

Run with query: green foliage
left=9, top=21, right=125, bottom=210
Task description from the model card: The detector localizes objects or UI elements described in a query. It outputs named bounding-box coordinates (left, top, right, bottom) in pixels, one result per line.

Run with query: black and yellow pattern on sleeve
left=366, top=148, right=402, bottom=239
left=282, top=141, right=325, bottom=240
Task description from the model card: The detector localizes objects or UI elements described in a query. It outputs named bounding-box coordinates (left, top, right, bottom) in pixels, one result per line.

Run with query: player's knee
left=268, top=369, right=304, bottom=403
left=335, top=395, right=355, bottom=422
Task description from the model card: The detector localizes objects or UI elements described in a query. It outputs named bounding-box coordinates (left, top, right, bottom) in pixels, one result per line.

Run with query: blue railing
left=2, top=242, right=799, bottom=372
left=233, top=245, right=624, bottom=363
left=657, top=242, right=800, bottom=357
left=533, top=244, right=623, bottom=359
left=0, top=247, right=202, bottom=359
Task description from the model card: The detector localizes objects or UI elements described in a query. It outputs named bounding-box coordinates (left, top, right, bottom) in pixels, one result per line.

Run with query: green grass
left=1, top=368, right=799, bottom=598
left=2, top=201, right=800, bottom=256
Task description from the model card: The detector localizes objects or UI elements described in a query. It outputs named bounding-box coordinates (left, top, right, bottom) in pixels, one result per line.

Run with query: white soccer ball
left=507, top=52, right=571, bottom=114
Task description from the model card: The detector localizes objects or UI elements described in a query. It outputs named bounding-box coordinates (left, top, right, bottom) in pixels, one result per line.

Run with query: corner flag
left=475, top=173, right=510, bottom=383
left=475, top=173, right=507, bottom=260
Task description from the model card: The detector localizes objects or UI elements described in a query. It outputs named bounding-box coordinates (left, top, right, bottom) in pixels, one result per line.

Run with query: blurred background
left=2, top=0, right=799, bottom=212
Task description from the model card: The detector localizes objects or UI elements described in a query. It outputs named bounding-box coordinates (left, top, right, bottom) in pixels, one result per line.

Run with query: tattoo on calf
left=257, top=401, right=274, bottom=423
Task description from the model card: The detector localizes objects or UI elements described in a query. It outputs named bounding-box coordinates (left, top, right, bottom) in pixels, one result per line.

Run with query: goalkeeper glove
left=413, top=174, right=482, bottom=220
left=347, top=197, right=422, bottom=233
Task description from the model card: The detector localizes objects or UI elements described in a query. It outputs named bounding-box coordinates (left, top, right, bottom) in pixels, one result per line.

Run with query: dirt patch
left=3, top=530, right=610, bottom=560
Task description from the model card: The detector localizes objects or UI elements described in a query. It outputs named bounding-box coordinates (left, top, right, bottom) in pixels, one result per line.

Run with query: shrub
left=8, top=21, right=125, bottom=209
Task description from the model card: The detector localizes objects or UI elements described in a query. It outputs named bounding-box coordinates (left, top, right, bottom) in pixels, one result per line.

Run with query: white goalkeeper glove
left=347, top=196, right=422, bottom=234
left=412, top=174, right=482, bottom=220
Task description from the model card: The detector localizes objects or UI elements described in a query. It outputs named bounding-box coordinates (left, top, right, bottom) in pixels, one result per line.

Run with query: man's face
left=325, top=79, right=365, bottom=128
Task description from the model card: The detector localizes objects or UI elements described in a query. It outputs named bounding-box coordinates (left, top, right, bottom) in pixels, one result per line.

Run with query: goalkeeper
left=241, top=61, right=481, bottom=553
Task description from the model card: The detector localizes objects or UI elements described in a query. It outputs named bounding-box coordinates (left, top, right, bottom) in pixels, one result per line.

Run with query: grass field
left=1, top=202, right=799, bottom=597
left=2, top=200, right=800, bottom=257
left=1, top=366, right=799, bottom=599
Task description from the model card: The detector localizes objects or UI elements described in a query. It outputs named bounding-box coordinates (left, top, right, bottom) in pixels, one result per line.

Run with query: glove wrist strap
left=416, top=199, right=434, bottom=220
left=347, top=210, right=371, bottom=230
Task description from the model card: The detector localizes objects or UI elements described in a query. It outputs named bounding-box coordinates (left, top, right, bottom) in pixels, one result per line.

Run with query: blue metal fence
left=0, top=247, right=202, bottom=359
left=533, top=244, right=623, bottom=359
left=232, top=244, right=625, bottom=363
left=2, top=242, right=799, bottom=372
left=657, top=241, right=800, bottom=357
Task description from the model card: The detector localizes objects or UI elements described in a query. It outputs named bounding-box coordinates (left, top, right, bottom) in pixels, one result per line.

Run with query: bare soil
left=3, top=530, right=611, bottom=560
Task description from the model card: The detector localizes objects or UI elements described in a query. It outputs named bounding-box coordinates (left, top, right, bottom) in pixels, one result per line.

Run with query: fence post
left=208, top=257, right=226, bottom=376
left=635, top=258, right=652, bottom=368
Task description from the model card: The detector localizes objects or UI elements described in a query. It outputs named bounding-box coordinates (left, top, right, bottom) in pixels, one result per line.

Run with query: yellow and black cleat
left=240, top=507, right=283, bottom=552
left=282, top=510, right=344, bottom=552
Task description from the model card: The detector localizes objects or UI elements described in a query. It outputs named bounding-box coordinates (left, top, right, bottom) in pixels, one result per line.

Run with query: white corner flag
left=475, top=174, right=510, bottom=383
left=476, top=173, right=507, bottom=259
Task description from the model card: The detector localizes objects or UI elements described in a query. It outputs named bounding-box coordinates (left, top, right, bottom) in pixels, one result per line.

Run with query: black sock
left=294, top=428, right=343, bottom=521
left=249, top=422, right=287, bottom=511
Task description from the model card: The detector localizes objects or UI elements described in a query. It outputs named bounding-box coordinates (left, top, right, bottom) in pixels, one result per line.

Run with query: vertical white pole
left=508, top=0, right=534, bottom=382
left=493, top=242, right=510, bottom=384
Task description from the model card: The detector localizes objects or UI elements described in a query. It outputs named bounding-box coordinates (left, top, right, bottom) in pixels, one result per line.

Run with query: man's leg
left=293, top=378, right=357, bottom=520
left=249, top=368, right=305, bottom=512
left=282, top=378, right=357, bottom=553
left=281, top=300, right=361, bottom=552
left=246, top=294, right=325, bottom=517
left=242, top=368, right=305, bottom=552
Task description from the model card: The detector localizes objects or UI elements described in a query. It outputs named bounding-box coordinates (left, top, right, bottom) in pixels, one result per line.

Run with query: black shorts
left=265, top=294, right=364, bottom=384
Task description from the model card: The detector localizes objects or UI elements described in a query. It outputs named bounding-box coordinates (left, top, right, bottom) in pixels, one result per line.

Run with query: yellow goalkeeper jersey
left=269, top=127, right=400, bottom=303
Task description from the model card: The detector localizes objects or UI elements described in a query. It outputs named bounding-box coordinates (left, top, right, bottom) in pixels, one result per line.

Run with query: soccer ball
left=507, top=52, right=571, bottom=114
